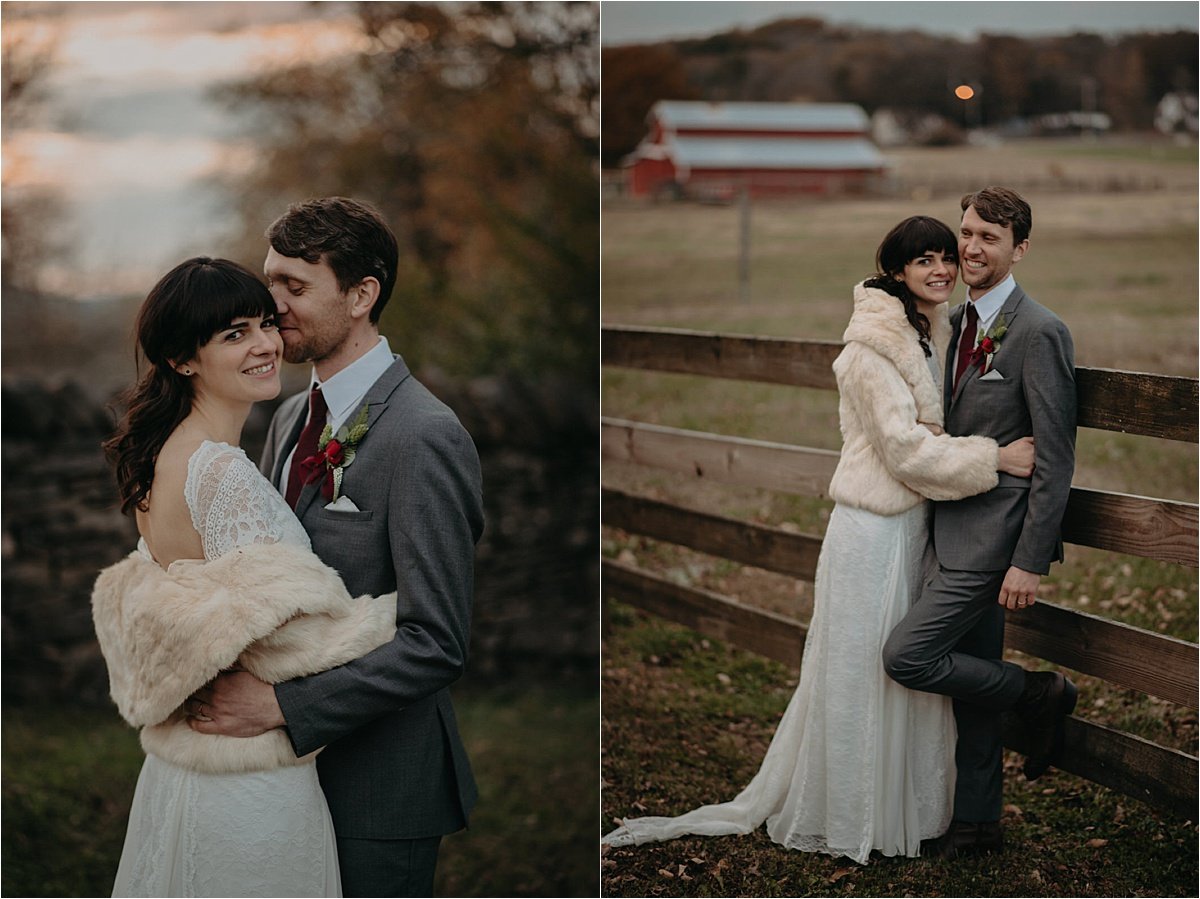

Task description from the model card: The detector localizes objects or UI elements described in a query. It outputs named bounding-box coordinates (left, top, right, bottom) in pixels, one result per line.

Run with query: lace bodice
left=183, top=440, right=311, bottom=560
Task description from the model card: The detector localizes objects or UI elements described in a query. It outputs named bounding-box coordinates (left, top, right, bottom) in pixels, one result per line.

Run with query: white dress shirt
left=952, top=273, right=1015, bottom=378
left=278, top=336, right=396, bottom=490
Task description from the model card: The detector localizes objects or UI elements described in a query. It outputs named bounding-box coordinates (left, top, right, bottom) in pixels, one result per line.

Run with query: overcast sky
left=600, top=1, right=1199, bottom=45
left=4, top=1, right=362, bottom=297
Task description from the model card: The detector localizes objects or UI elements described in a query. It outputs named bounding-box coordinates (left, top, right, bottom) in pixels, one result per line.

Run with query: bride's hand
left=919, top=421, right=944, bottom=436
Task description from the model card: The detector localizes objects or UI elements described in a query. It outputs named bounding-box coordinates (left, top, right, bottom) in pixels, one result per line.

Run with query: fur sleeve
left=92, top=542, right=396, bottom=728
left=842, top=345, right=1001, bottom=501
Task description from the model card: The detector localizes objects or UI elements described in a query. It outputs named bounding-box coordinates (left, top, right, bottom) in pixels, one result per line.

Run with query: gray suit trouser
left=336, top=835, right=442, bottom=898
left=882, top=567, right=1027, bottom=822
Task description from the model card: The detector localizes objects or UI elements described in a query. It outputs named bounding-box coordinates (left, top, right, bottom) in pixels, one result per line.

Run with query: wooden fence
left=601, top=323, right=1199, bottom=821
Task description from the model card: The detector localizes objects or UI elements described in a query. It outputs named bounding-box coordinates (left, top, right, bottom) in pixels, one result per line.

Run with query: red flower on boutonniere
left=969, top=314, right=1009, bottom=375
left=299, top=404, right=370, bottom=500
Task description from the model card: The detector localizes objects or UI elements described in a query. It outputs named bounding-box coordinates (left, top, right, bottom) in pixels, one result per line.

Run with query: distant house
left=1155, top=92, right=1199, bottom=136
left=623, top=101, right=886, bottom=199
left=1032, top=111, right=1113, bottom=137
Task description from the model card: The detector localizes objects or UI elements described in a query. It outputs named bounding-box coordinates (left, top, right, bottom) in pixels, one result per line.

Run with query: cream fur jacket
left=827, top=281, right=1000, bottom=515
left=92, top=541, right=397, bottom=775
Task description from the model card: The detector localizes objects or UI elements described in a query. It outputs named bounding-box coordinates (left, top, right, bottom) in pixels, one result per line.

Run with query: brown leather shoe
left=1014, top=670, right=1078, bottom=780
left=922, top=820, right=1004, bottom=859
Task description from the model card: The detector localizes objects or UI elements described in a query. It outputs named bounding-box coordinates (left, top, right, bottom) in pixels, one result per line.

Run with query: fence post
left=739, top=183, right=751, bottom=303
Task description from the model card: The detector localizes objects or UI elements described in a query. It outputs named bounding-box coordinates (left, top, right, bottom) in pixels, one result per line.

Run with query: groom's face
left=264, top=247, right=354, bottom=365
left=958, top=204, right=1028, bottom=299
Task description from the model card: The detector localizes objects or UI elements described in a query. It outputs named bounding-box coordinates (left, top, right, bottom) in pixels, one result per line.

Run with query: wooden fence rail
left=602, top=325, right=1200, bottom=442
left=602, top=418, right=1199, bottom=567
left=603, top=487, right=1198, bottom=709
left=601, top=559, right=1197, bottom=821
left=602, top=324, right=1199, bottom=819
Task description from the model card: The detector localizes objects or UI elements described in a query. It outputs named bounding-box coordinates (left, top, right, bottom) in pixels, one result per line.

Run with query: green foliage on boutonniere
left=304, top=403, right=372, bottom=501
left=983, top=313, right=1008, bottom=345
left=974, top=313, right=1010, bottom=373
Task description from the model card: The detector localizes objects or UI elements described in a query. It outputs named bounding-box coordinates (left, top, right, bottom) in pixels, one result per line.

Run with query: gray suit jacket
left=934, top=284, right=1076, bottom=574
left=262, top=355, right=484, bottom=840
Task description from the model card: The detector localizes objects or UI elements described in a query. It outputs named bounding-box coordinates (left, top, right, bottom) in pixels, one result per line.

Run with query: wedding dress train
left=603, top=502, right=956, bottom=864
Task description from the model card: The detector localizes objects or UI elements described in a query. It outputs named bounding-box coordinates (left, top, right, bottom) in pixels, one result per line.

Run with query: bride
left=602, top=216, right=1036, bottom=864
left=96, top=257, right=395, bottom=897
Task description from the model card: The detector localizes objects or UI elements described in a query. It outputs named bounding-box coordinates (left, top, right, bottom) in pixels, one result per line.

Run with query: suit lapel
left=272, top=394, right=309, bottom=489
left=947, top=286, right=1027, bottom=413
left=293, top=356, right=414, bottom=520
left=945, top=303, right=963, bottom=412
left=950, top=340, right=983, bottom=406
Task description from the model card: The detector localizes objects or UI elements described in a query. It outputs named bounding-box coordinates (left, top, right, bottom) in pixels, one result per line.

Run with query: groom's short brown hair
left=266, top=197, right=399, bottom=324
left=961, top=187, right=1032, bottom=245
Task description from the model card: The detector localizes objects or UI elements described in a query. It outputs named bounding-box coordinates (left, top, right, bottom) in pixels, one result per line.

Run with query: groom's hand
left=187, top=670, right=286, bottom=737
left=998, top=565, right=1040, bottom=611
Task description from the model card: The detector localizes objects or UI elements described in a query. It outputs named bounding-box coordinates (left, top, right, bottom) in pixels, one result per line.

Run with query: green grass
left=601, top=607, right=1198, bottom=898
left=2, top=709, right=146, bottom=898
left=438, top=680, right=599, bottom=897
left=2, top=679, right=599, bottom=898
left=1028, top=141, right=1199, bottom=165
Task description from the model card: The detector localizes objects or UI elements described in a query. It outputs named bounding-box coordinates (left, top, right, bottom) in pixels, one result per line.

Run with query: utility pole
left=738, top=183, right=751, bottom=303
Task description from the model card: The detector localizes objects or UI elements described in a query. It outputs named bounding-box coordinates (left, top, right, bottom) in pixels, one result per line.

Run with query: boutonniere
left=300, top=403, right=370, bottom=501
left=971, top=314, right=1009, bottom=374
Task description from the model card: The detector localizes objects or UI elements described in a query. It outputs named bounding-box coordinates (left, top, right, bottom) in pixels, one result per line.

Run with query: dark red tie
left=953, top=303, right=980, bottom=391
left=285, top=386, right=328, bottom=508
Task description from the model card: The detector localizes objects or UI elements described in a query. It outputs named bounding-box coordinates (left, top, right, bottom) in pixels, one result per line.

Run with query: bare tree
left=215, top=1, right=599, bottom=383
left=2, top=5, right=63, bottom=297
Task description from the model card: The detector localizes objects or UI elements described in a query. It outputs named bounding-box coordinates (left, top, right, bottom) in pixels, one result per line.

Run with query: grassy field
left=3, top=677, right=598, bottom=898
left=601, top=137, right=1199, bottom=895
left=601, top=605, right=1197, bottom=898
left=602, top=139, right=1198, bottom=377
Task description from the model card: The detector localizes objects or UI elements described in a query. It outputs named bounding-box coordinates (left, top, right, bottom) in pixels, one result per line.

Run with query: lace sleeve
left=185, top=441, right=312, bottom=560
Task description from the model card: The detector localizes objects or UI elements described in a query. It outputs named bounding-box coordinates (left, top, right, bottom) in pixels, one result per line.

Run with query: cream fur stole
left=841, top=280, right=951, bottom=427
left=828, top=283, right=998, bottom=515
left=91, top=541, right=396, bottom=775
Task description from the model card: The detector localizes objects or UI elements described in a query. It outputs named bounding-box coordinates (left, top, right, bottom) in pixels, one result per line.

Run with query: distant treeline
left=602, top=16, right=1197, bottom=164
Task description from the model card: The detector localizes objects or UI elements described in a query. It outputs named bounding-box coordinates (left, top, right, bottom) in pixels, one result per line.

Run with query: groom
left=192, top=197, right=485, bottom=895
left=883, top=187, right=1078, bottom=858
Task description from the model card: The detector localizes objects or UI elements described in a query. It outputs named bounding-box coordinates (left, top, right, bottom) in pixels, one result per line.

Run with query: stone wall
left=1, top=375, right=598, bottom=706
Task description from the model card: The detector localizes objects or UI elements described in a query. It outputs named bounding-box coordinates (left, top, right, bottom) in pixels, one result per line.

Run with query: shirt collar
left=309, top=336, right=394, bottom=424
left=965, top=273, right=1015, bottom=328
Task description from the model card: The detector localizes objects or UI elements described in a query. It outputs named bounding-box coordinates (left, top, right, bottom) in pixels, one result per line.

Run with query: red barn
left=624, top=101, right=886, bottom=199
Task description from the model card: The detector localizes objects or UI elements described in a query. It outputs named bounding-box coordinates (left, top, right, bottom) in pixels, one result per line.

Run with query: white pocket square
left=324, top=495, right=362, bottom=512
left=979, top=368, right=1006, bottom=381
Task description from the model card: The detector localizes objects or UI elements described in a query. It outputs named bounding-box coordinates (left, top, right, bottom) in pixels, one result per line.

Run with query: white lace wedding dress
left=603, top=500, right=956, bottom=864
left=111, top=441, right=342, bottom=898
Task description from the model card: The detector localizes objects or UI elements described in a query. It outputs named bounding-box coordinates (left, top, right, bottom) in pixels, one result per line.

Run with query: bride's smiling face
left=900, top=249, right=957, bottom=305
left=180, top=315, right=283, bottom=405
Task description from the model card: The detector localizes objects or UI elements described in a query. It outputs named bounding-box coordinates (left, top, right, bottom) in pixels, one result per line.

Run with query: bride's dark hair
left=862, top=215, right=958, bottom=358
left=103, top=257, right=277, bottom=515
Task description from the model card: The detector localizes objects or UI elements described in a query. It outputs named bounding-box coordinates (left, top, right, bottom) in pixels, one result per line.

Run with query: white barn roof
left=671, top=136, right=884, bottom=170
left=653, top=101, right=871, bottom=133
